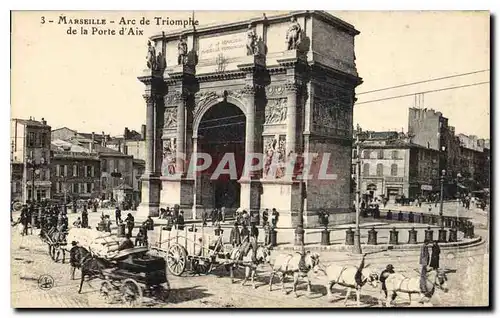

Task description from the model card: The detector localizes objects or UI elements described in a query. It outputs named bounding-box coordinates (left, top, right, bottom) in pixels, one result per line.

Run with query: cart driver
left=117, top=233, right=135, bottom=251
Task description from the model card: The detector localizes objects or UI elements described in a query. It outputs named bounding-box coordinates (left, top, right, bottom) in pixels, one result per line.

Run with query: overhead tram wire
left=193, top=80, right=490, bottom=130
left=355, top=81, right=489, bottom=105
left=356, top=69, right=490, bottom=95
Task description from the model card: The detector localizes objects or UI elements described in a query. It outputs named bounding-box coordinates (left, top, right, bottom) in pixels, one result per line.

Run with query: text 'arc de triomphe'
left=137, top=11, right=362, bottom=227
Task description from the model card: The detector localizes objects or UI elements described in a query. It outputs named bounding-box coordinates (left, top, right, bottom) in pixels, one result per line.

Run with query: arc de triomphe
left=137, top=11, right=362, bottom=227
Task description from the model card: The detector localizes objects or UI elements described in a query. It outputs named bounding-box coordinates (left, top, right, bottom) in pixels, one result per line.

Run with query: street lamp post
left=438, top=169, right=446, bottom=226
left=27, top=153, right=44, bottom=203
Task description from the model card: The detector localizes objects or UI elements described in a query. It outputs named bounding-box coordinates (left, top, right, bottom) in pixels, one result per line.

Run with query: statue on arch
left=156, top=51, right=166, bottom=71
left=146, top=40, right=157, bottom=70
left=285, top=16, right=302, bottom=50
left=246, top=24, right=257, bottom=56
left=177, top=36, right=188, bottom=65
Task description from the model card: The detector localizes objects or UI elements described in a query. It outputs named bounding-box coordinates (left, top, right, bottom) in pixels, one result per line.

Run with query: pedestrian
left=145, top=216, right=154, bottom=230
left=419, top=240, right=430, bottom=268
left=20, top=205, right=29, bottom=236
left=221, top=206, right=226, bottom=223
left=115, top=206, right=122, bottom=225
left=379, top=264, right=396, bottom=299
left=271, top=208, right=279, bottom=228
left=104, top=215, right=112, bottom=233
left=229, top=222, right=241, bottom=247
left=211, top=208, right=217, bottom=226
left=81, top=208, right=89, bottom=229
left=69, top=241, right=80, bottom=280
left=202, top=209, right=208, bottom=226
left=429, top=241, right=441, bottom=270
left=242, top=210, right=249, bottom=227
left=262, top=209, right=269, bottom=226
left=135, top=225, right=148, bottom=247
left=263, top=222, right=271, bottom=245
left=217, top=208, right=223, bottom=223
left=177, top=211, right=185, bottom=230
left=125, top=213, right=135, bottom=236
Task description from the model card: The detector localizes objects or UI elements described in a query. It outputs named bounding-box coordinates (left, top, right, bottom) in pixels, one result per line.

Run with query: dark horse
left=75, top=247, right=112, bottom=294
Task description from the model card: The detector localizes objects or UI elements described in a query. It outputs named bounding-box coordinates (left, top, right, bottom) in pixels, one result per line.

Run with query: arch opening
left=197, top=101, right=246, bottom=210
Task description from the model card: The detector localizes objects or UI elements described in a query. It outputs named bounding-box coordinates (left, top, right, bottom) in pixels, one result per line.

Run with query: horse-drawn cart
left=96, top=247, right=170, bottom=306
left=149, top=225, right=232, bottom=276
left=68, top=228, right=171, bottom=306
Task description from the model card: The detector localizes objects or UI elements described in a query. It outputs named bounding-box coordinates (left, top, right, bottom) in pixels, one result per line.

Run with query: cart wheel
left=166, top=244, right=187, bottom=276
left=120, top=279, right=143, bottom=307
left=99, top=280, right=113, bottom=304
left=150, top=282, right=170, bottom=303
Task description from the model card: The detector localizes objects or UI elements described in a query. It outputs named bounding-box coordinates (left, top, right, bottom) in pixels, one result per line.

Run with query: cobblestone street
left=11, top=224, right=488, bottom=308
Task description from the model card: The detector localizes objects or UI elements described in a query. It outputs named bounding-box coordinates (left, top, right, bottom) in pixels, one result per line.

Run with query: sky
left=10, top=10, right=490, bottom=138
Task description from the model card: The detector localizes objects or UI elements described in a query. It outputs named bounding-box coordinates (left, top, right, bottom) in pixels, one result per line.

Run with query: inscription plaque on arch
left=198, top=32, right=246, bottom=60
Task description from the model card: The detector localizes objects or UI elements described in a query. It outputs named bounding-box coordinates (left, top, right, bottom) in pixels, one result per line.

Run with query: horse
left=268, top=251, right=320, bottom=297
left=322, top=262, right=379, bottom=307
left=228, top=243, right=271, bottom=289
left=384, top=268, right=449, bottom=307
left=76, top=247, right=110, bottom=294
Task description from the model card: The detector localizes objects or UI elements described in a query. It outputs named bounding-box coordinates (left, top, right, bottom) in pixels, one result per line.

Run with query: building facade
left=50, top=139, right=101, bottom=203
left=138, top=11, right=362, bottom=226
left=11, top=118, right=52, bottom=203
left=355, top=131, right=440, bottom=202
left=96, top=144, right=135, bottom=202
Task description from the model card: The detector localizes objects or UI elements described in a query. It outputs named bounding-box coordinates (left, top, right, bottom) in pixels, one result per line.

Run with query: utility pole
left=439, top=169, right=446, bottom=225
left=353, top=128, right=363, bottom=254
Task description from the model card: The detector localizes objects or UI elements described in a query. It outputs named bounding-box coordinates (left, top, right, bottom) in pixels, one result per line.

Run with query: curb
left=272, top=236, right=483, bottom=253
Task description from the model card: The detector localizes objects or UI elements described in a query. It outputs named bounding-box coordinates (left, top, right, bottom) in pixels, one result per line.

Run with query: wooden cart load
left=149, top=225, right=231, bottom=276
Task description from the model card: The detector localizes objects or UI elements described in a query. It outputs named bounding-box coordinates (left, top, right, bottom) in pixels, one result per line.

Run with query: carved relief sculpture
left=177, top=36, right=188, bottom=65
left=285, top=16, right=302, bottom=50
left=162, top=139, right=176, bottom=176
left=263, top=135, right=286, bottom=179
left=265, top=98, right=287, bottom=124
left=246, top=24, right=257, bottom=56
left=164, top=107, right=177, bottom=129
left=146, top=40, right=157, bottom=70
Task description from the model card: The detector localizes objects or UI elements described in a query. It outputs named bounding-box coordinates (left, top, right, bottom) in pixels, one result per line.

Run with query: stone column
left=144, top=94, right=155, bottom=175
left=191, top=136, right=198, bottom=219
left=176, top=94, right=186, bottom=175
left=285, top=82, right=297, bottom=156
left=243, top=86, right=255, bottom=175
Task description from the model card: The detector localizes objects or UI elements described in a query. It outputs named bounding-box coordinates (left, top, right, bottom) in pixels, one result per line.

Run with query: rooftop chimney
left=101, top=131, right=105, bottom=146
left=124, top=127, right=129, bottom=140
left=141, top=124, right=146, bottom=140
left=117, top=139, right=121, bottom=153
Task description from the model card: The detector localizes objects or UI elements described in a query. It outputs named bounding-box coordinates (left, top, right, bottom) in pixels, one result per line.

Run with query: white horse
left=323, top=262, right=379, bottom=307
left=228, top=243, right=271, bottom=289
left=384, top=269, right=449, bottom=307
left=269, top=251, right=320, bottom=297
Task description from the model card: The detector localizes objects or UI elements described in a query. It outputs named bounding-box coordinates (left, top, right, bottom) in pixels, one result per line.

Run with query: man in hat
left=380, top=264, right=396, bottom=299
left=69, top=241, right=80, bottom=280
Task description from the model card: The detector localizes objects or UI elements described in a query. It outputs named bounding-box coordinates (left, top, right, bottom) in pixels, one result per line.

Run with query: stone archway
left=195, top=101, right=246, bottom=210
